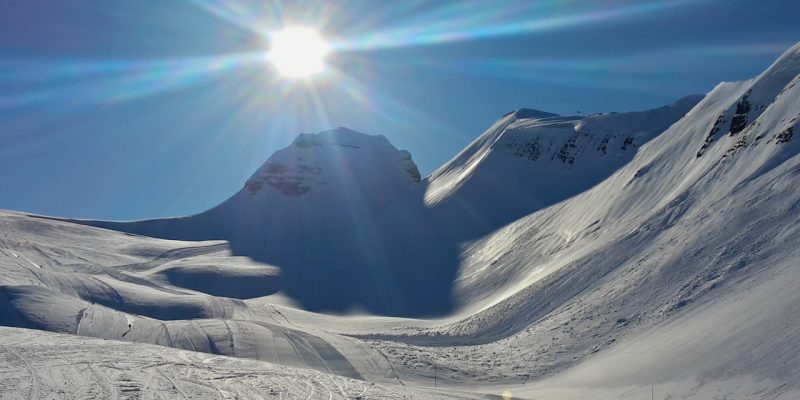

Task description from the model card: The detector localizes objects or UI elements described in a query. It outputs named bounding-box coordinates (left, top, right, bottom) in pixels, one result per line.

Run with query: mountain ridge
left=53, top=94, right=725, bottom=316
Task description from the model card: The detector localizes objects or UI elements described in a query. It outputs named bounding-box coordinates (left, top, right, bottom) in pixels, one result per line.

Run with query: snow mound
left=152, top=261, right=281, bottom=299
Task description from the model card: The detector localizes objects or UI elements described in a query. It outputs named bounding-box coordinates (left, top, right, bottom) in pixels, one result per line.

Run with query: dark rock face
left=776, top=125, right=794, bottom=144
left=244, top=159, right=321, bottom=196
left=621, top=136, right=635, bottom=150
left=399, top=151, right=422, bottom=182
left=555, top=131, right=582, bottom=165
left=242, top=128, right=421, bottom=198
left=406, top=166, right=422, bottom=183
left=729, top=93, right=752, bottom=136
left=244, top=180, right=263, bottom=194
left=267, top=181, right=311, bottom=196
left=697, top=115, right=726, bottom=158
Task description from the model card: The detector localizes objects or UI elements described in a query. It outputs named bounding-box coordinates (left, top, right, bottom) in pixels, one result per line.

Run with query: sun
left=267, top=27, right=331, bottom=79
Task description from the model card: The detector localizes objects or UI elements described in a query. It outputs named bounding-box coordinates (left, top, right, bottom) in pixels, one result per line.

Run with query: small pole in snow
left=434, top=364, right=437, bottom=388
left=651, top=385, right=654, bottom=400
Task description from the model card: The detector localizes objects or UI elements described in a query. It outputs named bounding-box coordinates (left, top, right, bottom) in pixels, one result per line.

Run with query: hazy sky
left=1, top=0, right=797, bottom=220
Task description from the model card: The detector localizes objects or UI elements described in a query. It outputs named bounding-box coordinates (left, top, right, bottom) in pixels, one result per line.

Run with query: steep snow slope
left=414, top=95, right=703, bottom=307
left=437, top=42, right=800, bottom=320
left=425, top=96, right=701, bottom=214
left=360, top=42, right=800, bottom=394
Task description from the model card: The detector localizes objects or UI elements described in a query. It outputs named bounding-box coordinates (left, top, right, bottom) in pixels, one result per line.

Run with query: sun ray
left=333, top=0, right=709, bottom=51
left=0, top=53, right=267, bottom=111
left=186, top=0, right=283, bottom=37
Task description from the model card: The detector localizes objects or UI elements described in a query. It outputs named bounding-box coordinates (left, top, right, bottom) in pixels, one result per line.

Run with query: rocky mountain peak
left=244, top=127, right=421, bottom=197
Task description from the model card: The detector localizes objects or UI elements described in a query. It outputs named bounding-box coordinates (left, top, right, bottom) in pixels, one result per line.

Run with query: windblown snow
left=2, top=42, right=800, bottom=399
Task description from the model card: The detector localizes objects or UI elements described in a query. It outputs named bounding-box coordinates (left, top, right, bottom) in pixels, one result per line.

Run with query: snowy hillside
left=0, top=327, right=485, bottom=400
left=0, top=210, right=401, bottom=384
left=2, top=42, right=799, bottom=399
left=365, top=41, right=800, bottom=393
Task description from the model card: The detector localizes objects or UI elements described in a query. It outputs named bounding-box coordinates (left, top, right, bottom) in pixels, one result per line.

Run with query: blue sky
left=0, top=0, right=797, bottom=220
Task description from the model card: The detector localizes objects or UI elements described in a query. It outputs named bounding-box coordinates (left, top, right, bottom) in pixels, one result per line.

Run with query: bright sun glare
left=267, top=27, right=330, bottom=79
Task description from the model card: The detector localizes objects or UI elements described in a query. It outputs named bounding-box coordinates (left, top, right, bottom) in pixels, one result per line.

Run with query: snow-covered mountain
left=2, top=42, right=799, bottom=399
left=366, top=41, right=800, bottom=392
left=424, top=95, right=703, bottom=233
left=75, top=94, right=703, bottom=316
left=79, top=127, right=433, bottom=314
left=88, top=127, right=421, bottom=241
left=244, top=128, right=421, bottom=196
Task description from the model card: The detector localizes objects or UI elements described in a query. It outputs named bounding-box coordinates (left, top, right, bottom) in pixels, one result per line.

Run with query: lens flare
left=267, top=27, right=331, bottom=79
left=332, top=0, right=705, bottom=51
